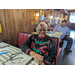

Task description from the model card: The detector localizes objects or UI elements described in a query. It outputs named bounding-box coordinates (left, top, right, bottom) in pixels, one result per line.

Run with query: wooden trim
left=45, top=9, right=52, bottom=17
left=67, top=10, right=75, bottom=12
left=64, top=9, right=69, bottom=14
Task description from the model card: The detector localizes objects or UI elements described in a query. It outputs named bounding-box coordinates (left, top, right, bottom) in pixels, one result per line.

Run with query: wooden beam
left=59, top=9, right=69, bottom=14
left=45, top=9, right=52, bottom=17
left=64, top=9, right=69, bottom=14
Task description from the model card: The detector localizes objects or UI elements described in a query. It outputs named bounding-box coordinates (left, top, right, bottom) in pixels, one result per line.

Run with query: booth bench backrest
left=18, top=32, right=32, bottom=48
left=18, top=32, right=59, bottom=52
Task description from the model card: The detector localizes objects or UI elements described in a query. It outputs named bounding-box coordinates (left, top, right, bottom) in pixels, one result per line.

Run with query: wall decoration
left=31, top=21, right=39, bottom=25
left=40, top=9, right=45, bottom=20
left=31, top=21, right=35, bottom=25
left=0, top=21, right=2, bottom=33
left=65, top=15, right=68, bottom=20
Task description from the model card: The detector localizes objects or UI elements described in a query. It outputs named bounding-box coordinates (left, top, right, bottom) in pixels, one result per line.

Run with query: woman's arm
left=21, top=35, right=33, bottom=55
left=21, top=35, right=44, bottom=63
left=43, top=47, right=57, bottom=65
left=43, top=38, right=57, bottom=65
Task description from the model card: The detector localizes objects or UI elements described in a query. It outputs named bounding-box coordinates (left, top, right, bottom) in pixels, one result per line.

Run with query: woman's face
left=37, top=24, right=47, bottom=37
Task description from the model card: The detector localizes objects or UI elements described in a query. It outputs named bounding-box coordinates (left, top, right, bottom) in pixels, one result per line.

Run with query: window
left=70, top=13, right=75, bottom=23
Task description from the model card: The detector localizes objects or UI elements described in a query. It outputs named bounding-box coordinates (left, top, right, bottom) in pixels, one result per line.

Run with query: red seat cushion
left=18, top=32, right=22, bottom=48
left=18, top=32, right=32, bottom=48
left=52, top=38, right=62, bottom=64
left=26, top=34, right=32, bottom=41
left=59, top=40, right=64, bottom=47
left=21, top=33, right=27, bottom=47
left=53, top=38, right=59, bottom=52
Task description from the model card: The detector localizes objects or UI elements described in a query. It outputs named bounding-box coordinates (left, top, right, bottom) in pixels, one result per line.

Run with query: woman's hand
left=29, top=51, right=44, bottom=64
left=33, top=53, right=44, bottom=62
left=41, top=62, right=45, bottom=65
left=37, top=61, right=45, bottom=65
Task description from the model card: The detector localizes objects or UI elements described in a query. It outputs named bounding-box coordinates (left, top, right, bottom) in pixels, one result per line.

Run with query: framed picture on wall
left=40, top=9, right=45, bottom=20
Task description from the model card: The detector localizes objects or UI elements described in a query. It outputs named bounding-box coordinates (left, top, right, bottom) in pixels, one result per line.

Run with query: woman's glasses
left=38, top=29, right=47, bottom=32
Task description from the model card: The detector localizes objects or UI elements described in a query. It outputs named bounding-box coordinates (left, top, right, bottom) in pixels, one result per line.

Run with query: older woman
left=21, top=22, right=57, bottom=65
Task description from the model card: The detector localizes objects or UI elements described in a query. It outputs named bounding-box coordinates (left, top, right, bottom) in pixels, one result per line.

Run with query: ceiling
left=66, top=9, right=75, bottom=10
left=66, top=9, right=75, bottom=11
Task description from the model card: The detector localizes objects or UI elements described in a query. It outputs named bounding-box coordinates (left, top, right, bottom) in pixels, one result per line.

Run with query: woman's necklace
left=38, top=37, right=44, bottom=42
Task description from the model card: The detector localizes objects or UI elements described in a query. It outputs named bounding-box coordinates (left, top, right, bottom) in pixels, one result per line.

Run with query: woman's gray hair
left=37, top=22, right=48, bottom=30
left=36, top=27, right=38, bottom=32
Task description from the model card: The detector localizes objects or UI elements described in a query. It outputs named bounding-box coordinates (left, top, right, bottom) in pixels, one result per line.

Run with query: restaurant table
left=0, top=42, right=38, bottom=65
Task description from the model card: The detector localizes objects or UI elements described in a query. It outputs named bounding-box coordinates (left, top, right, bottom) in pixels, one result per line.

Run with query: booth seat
left=18, top=32, right=62, bottom=65
left=52, top=38, right=62, bottom=64
left=18, top=32, right=32, bottom=48
left=59, top=40, right=64, bottom=47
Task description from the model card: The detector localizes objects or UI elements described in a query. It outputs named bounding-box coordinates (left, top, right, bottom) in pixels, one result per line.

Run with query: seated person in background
left=21, top=22, right=57, bottom=65
left=53, top=20, right=73, bottom=54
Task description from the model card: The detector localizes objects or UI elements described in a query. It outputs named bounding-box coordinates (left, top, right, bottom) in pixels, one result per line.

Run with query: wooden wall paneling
left=21, top=9, right=30, bottom=33
left=27, top=9, right=30, bottom=32
left=0, top=9, right=3, bottom=39
left=17, top=9, right=23, bottom=31
left=22, top=9, right=28, bottom=32
left=9, top=9, right=15, bottom=45
left=30, top=9, right=36, bottom=32
left=8, top=9, right=15, bottom=45
left=0, top=9, right=42, bottom=46
left=11, top=9, right=19, bottom=46
left=29, top=9, right=34, bottom=19
left=29, top=9, right=34, bottom=32
left=4, top=9, right=15, bottom=45
left=30, top=9, right=35, bottom=32
left=0, top=9, right=7, bottom=42
left=30, top=9, right=40, bottom=32
left=3, top=9, right=10, bottom=44
left=21, top=9, right=29, bottom=32
left=24, top=9, right=29, bottom=32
